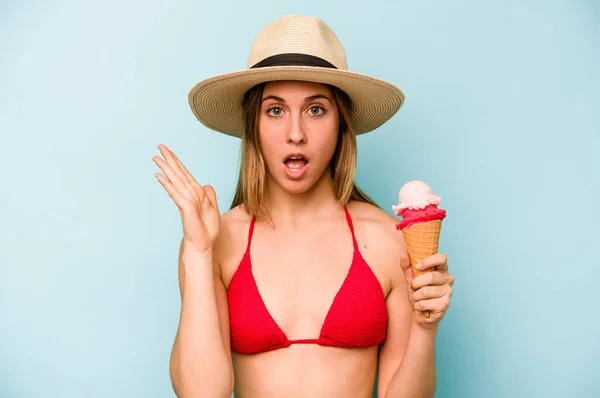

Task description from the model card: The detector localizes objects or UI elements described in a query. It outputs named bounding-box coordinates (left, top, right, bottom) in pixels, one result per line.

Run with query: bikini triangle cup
left=227, top=205, right=389, bottom=354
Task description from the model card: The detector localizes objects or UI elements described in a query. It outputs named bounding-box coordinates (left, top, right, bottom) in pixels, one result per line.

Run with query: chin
left=277, top=177, right=318, bottom=195
left=266, top=161, right=329, bottom=196
left=269, top=166, right=323, bottom=195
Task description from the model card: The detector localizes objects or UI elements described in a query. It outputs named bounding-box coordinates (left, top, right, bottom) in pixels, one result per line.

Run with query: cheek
left=258, top=121, right=282, bottom=168
left=316, top=120, right=339, bottom=159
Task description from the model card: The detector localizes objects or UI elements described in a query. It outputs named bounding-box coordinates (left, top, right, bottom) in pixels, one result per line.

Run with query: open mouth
left=283, top=154, right=309, bottom=179
left=284, top=155, right=308, bottom=169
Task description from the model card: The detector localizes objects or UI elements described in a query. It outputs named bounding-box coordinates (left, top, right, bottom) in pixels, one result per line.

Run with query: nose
left=286, top=113, right=306, bottom=144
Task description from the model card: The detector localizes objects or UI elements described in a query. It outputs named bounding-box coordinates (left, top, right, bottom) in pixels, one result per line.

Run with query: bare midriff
left=232, top=344, right=379, bottom=398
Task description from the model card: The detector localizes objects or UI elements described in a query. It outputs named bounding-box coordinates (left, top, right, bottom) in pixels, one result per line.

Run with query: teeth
left=289, top=156, right=303, bottom=160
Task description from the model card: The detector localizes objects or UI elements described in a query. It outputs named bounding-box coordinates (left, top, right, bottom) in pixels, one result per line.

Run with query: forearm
left=170, top=250, right=233, bottom=398
left=384, top=320, right=437, bottom=398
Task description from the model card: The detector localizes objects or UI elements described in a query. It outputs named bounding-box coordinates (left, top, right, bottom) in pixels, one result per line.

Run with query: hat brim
left=188, top=66, right=405, bottom=138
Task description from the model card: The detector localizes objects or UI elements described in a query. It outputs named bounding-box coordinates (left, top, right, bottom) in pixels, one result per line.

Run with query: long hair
left=229, top=82, right=378, bottom=220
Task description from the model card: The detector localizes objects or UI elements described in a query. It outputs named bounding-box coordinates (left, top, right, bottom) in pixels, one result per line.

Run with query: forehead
left=262, top=80, right=332, bottom=99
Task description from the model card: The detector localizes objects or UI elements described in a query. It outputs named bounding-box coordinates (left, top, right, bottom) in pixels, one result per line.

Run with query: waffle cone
left=401, top=219, right=443, bottom=277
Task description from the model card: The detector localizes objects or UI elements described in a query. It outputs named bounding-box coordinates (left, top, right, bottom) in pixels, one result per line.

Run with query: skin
left=153, top=80, right=454, bottom=398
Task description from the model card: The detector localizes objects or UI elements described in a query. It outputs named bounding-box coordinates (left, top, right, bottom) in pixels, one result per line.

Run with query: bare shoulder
left=213, top=205, right=253, bottom=287
left=346, top=200, right=406, bottom=295
left=346, top=200, right=406, bottom=250
left=218, top=205, right=252, bottom=240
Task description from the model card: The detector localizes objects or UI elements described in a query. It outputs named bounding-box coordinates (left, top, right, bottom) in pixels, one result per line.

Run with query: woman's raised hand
left=153, top=144, right=220, bottom=254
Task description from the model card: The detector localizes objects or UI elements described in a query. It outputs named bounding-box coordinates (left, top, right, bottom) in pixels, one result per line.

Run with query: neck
left=263, top=171, right=342, bottom=227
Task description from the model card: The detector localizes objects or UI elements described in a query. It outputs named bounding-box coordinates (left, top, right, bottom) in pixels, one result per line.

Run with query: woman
left=153, top=15, right=454, bottom=398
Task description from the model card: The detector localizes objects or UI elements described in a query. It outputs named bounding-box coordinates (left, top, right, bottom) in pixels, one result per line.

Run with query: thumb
left=400, top=251, right=413, bottom=284
left=203, top=185, right=219, bottom=210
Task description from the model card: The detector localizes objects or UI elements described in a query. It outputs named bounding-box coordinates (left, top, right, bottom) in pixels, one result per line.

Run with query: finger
left=413, top=295, right=450, bottom=313
left=171, top=151, right=198, bottom=185
left=171, top=151, right=207, bottom=201
left=158, top=145, right=190, bottom=188
left=203, top=184, right=219, bottom=211
left=404, top=266, right=414, bottom=287
left=411, top=271, right=448, bottom=290
left=416, top=253, right=447, bottom=272
left=155, top=173, right=187, bottom=207
left=153, top=155, right=190, bottom=198
left=413, top=285, right=452, bottom=302
left=399, top=251, right=414, bottom=283
left=399, top=251, right=410, bottom=271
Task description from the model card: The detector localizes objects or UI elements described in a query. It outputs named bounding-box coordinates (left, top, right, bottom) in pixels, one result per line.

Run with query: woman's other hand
left=153, top=144, right=220, bottom=255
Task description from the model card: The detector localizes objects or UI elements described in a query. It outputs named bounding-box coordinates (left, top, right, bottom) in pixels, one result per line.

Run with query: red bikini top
left=227, top=206, right=389, bottom=355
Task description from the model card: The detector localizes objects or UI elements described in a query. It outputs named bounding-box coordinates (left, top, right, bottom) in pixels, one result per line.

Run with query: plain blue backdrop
left=1, top=1, right=599, bottom=397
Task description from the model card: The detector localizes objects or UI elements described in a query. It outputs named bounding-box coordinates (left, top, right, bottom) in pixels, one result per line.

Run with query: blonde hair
left=229, top=82, right=378, bottom=220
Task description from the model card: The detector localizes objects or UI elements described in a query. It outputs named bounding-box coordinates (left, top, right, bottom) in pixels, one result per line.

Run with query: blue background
left=1, top=1, right=599, bottom=397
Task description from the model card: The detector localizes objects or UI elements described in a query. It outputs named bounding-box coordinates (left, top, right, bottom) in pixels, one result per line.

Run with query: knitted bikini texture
left=227, top=206, right=389, bottom=355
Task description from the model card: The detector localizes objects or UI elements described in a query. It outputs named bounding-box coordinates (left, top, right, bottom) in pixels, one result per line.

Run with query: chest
left=248, top=224, right=356, bottom=338
left=224, top=214, right=392, bottom=355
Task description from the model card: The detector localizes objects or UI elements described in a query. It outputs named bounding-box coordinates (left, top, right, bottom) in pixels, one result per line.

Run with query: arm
left=376, top=225, right=452, bottom=397
left=376, top=252, right=436, bottom=398
left=152, top=144, right=233, bottom=398
left=169, top=239, right=234, bottom=398
left=379, top=306, right=438, bottom=397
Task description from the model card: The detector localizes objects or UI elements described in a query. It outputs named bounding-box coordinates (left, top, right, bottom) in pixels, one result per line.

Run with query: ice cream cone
left=401, top=219, right=442, bottom=278
left=392, top=181, right=447, bottom=319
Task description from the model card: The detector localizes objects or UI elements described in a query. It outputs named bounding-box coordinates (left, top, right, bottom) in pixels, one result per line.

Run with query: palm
left=153, top=144, right=221, bottom=253
left=180, top=187, right=221, bottom=253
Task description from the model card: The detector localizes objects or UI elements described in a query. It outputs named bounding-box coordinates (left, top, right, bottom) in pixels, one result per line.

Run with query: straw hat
left=188, top=15, right=405, bottom=138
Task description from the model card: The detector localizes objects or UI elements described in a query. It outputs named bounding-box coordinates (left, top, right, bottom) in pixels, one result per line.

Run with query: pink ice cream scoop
left=393, top=181, right=446, bottom=230
left=392, top=180, right=442, bottom=215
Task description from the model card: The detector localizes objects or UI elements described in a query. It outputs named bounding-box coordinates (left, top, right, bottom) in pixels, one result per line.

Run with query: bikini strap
left=343, top=205, right=359, bottom=250
left=245, top=216, right=256, bottom=254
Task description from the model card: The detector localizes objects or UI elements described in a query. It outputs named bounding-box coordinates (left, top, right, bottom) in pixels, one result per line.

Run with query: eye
left=267, top=106, right=283, bottom=117
left=308, top=106, right=325, bottom=115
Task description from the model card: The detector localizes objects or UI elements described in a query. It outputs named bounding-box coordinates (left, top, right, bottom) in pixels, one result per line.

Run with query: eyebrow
left=261, top=94, right=332, bottom=103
